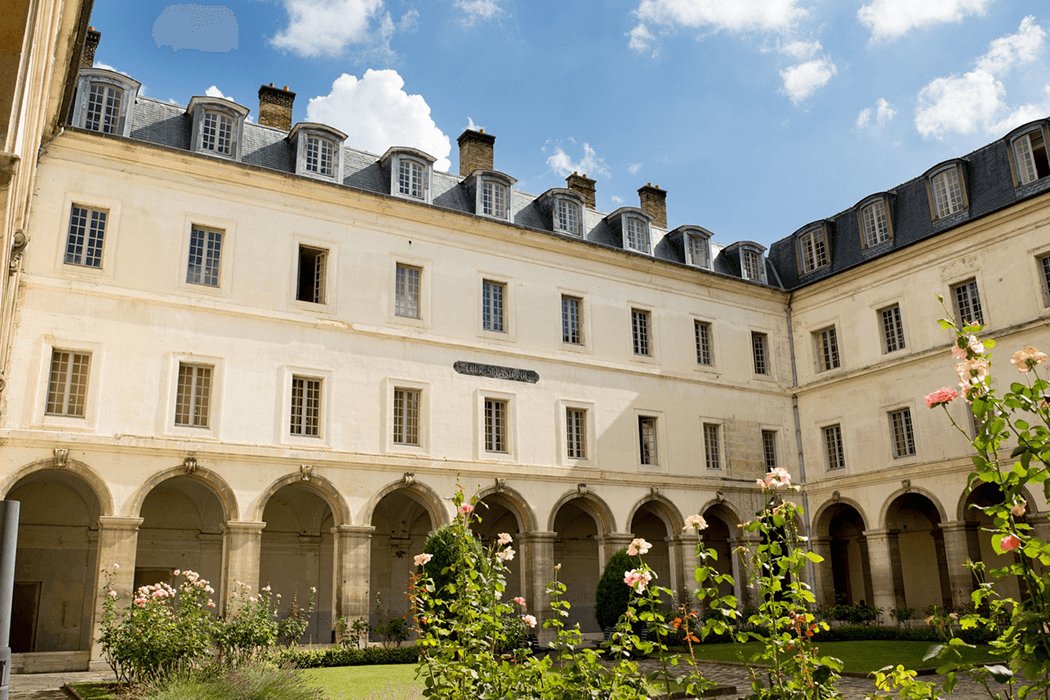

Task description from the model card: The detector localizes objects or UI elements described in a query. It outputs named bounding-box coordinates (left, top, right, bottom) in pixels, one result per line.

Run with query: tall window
left=762, top=430, right=778, bottom=470
left=631, top=308, right=651, bottom=356
left=296, top=246, right=327, bottom=304
left=889, top=408, right=916, bottom=458
left=175, top=363, right=212, bottom=428
left=880, top=304, right=906, bottom=353
left=638, top=416, right=658, bottom=465
left=751, top=332, right=769, bottom=375
left=687, top=235, right=710, bottom=268
left=186, top=226, right=223, bottom=287
left=304, top=135, right=335, bottom=178
left=694, top=320, right=712, bottom=366
left=484, top=398, right=508, bottom=453
left=565, top=407, right=587, bottom=459
left=481, top=179, right=509, bottom=219
left=798, top=226, right=829, bottom=274
left=703, top=423, right=722, bottom=470
left=290, top=375, right=322, bottom=437
left=741, top=249, right=763, bottom=281
left=951, top=278, right=984, bottom=325
left=45, top=349, right=90, bottom=417
left=393, top=387, right=421, bottom=446
left=84, top=82, right=124, bottom=134
left=1012, top=129, right=1050, bottom=185
left=482, top=279, right=506, bottom=332
left=395, top=263, right=421, bottom=319
left=815, top=326, right=840, bottom=372
left=1041, top=254, right=1050, bottom=305
left=860, top=200, right=891, bottom=248
left=554, top=198, right=582, bottom=236
left=200, top=110, right=234, bottom=156
left=65, top=204, right=107, bottom=268
left=823, top=424, right=845, bottom=470
left=930, top=166, right=965, bottom=219
left=561, top=295, right=582, bottom=345
left=624, top=216, right=651, bottom=253
left=398, top=158, right=426, bottom=200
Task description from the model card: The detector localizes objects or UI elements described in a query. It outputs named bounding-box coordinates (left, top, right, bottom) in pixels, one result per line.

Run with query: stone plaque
left=453, top=361, right=539, bottom=384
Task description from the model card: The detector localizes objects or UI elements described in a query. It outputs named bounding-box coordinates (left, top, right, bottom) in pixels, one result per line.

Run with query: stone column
left=89, top=516, right=143, bottom=668
left=939, top=521, right=976, bottom=610
left=863, top=529, right=904, bottom=616
left=332, top=525, right=374, bottom=642
left=222, top=521, right=265, bottom=611
left=665, top=535, right=687, bottom=601
left=810, top=537, right=835, bottom=607
left=601, top=532, right=634, bottom=565
left=731, top=536, right=757, bottom=611
left=523, top=531, right=556, bottom=644
left=677, top=534, right=700, bottom=603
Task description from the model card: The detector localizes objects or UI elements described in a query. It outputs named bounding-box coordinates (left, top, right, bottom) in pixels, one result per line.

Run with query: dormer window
left=675, top=227, right=713, bottom=269
left=858, top=197, right=892, bottom=248
left=624, top=215, right=651, bottom=253
left=381, top=147, right=437, bottom=203
left=202, top=111, right=233, bottom=155
left=291, top=123, right=346, bottom=182
left=1008, top=123, right=1050, bottom=185
left=725, top=242, right=767, bottom=283
left=796, top=224, right=830, bottom=274
left=72, top=69, right=140, bottom=136
left=399, top=159, right=425, bottom=198
left=188, top=97, right=249, bottom=160
left=464, top=171, right=516, bottom=221
left=555, top=197, right=582, bottom=236
left=926, top=162, right=967, bottom=220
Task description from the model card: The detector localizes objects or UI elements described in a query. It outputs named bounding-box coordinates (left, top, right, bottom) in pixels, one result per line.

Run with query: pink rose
left=458, top=504, right=475, bottom=515
left=497, top=547, right=516, bottom=562
left=623, top=568, right=653, bottom=593
left=925, top=387, right=958, bottom=409
left=758, top=467, right=793, bottom=490
left=513, top=596, right=526, bottom=606
left=497, top=532, right=513, bottom=546
left=522, top=614, right=537, bottom=628
left=413, top=552, right=433, bottom=567
left=1012, top=500, right=1027, bottom=517
left=1011, top=347, right=1048, bottom=373
left=682, top=514, right=708, bottom=532
left=627, top=538, right=651, bottom=557
left=1001, top=534, right=1021, bottom=552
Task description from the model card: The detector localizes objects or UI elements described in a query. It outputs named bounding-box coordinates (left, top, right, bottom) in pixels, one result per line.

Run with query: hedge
left=816, top=624, right=996, bottom=645
left=278, top=644, right=419, bottom=668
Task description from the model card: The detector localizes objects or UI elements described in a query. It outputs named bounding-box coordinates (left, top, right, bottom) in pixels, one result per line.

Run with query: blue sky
left=88, top=0, right=1050, bottom=247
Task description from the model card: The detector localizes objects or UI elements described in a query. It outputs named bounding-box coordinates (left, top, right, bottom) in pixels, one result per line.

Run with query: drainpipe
left=785, top=298, right=816, bottom=590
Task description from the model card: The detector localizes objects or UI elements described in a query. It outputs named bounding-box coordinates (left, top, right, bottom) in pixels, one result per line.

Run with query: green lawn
left=692, top=640, right=995, bottom=673
left=300, top=664, right=422, bottom=699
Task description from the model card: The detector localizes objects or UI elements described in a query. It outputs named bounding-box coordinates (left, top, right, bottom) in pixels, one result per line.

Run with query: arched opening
left=8, top=469, right=101, bottom=652
left=886, top=493, right=950, bottom=612
left=472, top=494, right=525, bottom=601
left=962, top=483, right=1023, bottom=600
left=700, top=503, right=737, bottom=599
left=629, top=503, right=673, bottom=597
left=369, top=489, right=435, bottom=635
left=135, top=476, right=226, bottom=597
left=552, top=499, right=602, bottom=633
left=259, top=484, right=335, bottom=643
left=816, top=503, right=872, bottom=606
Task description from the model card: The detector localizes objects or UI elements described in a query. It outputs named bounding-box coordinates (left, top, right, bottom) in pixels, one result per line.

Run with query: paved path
left=10, top=670, right=113, bottom=700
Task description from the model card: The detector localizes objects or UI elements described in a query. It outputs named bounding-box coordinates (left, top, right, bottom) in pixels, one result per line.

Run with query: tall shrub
left=595, top=548, right=634, bottom=630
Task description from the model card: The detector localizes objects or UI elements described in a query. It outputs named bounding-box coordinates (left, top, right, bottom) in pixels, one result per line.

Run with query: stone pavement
left=9, top=670, right=113, bottom=700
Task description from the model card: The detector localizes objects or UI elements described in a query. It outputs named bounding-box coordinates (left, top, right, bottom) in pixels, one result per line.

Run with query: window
left=929, top=165, right=965, bottom=219
left=879, top=304, right=906, bottom=353
left=815, top=326, right=840, bottom=372
left=631, top=308, right=651, bottom=356
left=798, top=226, right=830, bottom=274
left=687, top=234, right=711, bottom=268
left=1041, top=254, right=1050, bottom=305
left=751, top=332, right=769, bottom=375
left=889, top=408, right=916, bottom=458
left=561, top=295, right=582, bottom=345
left=84, top=81, right=124, bottom=134
left=951, top=278, right=984, bottom=325
left=1012, top=128, right=1050, bottom=185
left=565, top=407, right=587, bottom=459
left=638, top=416, right=658, bottom=465
left=395, top=263, right=421, bottom=319
left=45, top=349, right=90, bottom=417
left=482, top=279, right=506, bottom=333
left=292, top=124, right=346, bottom=180
left=694, top=320, right=712, bottom=366
left=393, top=387, right=421, bottom=446
left=201, top=110, right=234, bottom=156
left=175, top=363, right=212, bottom=428
left=186, top=226, right=223, bottom=287
left=860, top=200, right=891, bottom=248
left=73, top=70, right=139, bottom=136
left=624, top=216, right=651, bottom=253
left=703, top=423, right=722, bottom=470
left=554, top=197, right=582, bottom=236
left=398, top=158, right=427, bottom=200
left=480, top=179, right=510, bottom=219
left=823, top=424, right=845, bottom=470
left=304, top=134, right=335, bottom=178
left=65, top=204, right=107, bottom=268
left=741, top=248, right=764, bottom=281
left=762, top=430, right=778, bottom=470
left=296, top=246, right=327, bottom=304
left=289, top=375, right=322, bottom=437
left=483, top=398, right=508, bottom=453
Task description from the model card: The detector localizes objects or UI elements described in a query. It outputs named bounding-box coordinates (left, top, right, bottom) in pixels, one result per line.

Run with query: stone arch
left=627, top=496, right=684, bottom=597
left=626, top=494, right=685, bottom=535
left=700, top=501, right=740, bottom=599
left=360, top=479, right=448, bottom=529
left=474, top=485, right=538, bottom=533
left=879, top=486, right=947, bottom=531
left=955, top=482, right=1037, bottom=522
left=696, top=497, right=743, bottom=528
left=473, top=488, right=535, bottom=602
left=957, top=482, right=1030, bottom=601
left=546, top=489, right=616, bottom=534
left=813, top=501, right=872, bottom=607
left=549, top=491, right=614, bottom=634
left=884, top=491, right=951, bottom=612
left=126, top=465, right=239, bottom=522
left=812, top=497, right=870, bottom=537
left=1, top=457, right=114, bottom=517
left=251, top=472, right=350, bottom=527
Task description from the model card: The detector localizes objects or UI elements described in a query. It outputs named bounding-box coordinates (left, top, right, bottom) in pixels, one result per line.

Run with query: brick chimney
left=258, top=83, right=295, bottom=131
left=81, top=26, right=101, bottom=68
left=638, top=183, right=667, bottom=229
left=566, top=172, right=596, bottom=209
left=457, top=128, right=495, bottom=176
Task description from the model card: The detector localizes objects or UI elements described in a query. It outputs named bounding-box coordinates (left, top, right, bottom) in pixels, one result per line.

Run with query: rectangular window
left=931, top=167, right=964, bottom=219
left=625, top=216, right=651, bottom=253
left=481, top=180, right=508, bottom=218
left=1013, top=130, right=1050, bottom=184
left=398, top=159, right=426, bottom=200
left=174, top=363, right=212, bottom=428
left=688, top=235, right=710, bottom=268
left=289, top=375, right=322, bottom=437
left=65, top=204, right=107, bottom=268
left=1041, top=254, right=1050, bottom=306
left=392, top=387, right=421, bottom=446
left=201, top=110, right=233, bottom=155
left=889, top=408, right=916, bottom=458
left=638, top=416, right=658, bottom=465
left=631, top=308, right=651, bottom=356
left=694, top=320, right=712, bottom=366
left=816, top=326, right=841, bottom=372
left=555, top=198, right=581, bottom=236
left=703, top=422, right=722, bottom=470
left=483, top=398, right=508, bottom=453
left=395, top=263, right=421, bottom=319
left=304, top=135, right=335, bottom=177
left=565, top=407, right=587, bottom=460
left=561, top=295, right=582, bottom=345
left=85, top=82, right=123, bottom=134
left=742, top=249, right=763, bottom=281
left=879, top=304, right=906, bottom=354
left=45, top=349, right=90, bottom=417
left=751, top=332, right=769, bottom=375
left=823, top=424, right=845, bottom=470
left=798, top=228, right=829, bottom=273
left=186, top=226, right=223, bottom=287
left=296, top=246, right=327, bottom=304
left=762, top=430, right=778, bottom=471
left=860, top=200, right=890, bottom=247
left=951, top=278, right=984, bottom=325
left=482, top=279, right=506, bottom=332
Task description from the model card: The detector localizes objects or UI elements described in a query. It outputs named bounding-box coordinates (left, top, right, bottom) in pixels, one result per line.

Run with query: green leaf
left=922, top=644, right=944, bottom=662
left=985, top=664, right=1012, bottom=683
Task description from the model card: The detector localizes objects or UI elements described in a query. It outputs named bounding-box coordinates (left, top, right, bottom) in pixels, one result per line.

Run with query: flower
left=758, top=467, right=793, bottom=490
left=623, top=568, right=653, bottom=593
left=1001, top=534, right=1021, bottom=552
left=513, top=596, right=526, bottom=606
left=497, top=547, right=516, bottom=562
left=497, top=532, right=513, bottom=546
left=112, top=562, right=120, bottom=570
left=458, top=503, right=475, bottom=515
left=683, top=514, right=708, bottom=532
left=951, top=345, right=968, bottom=360
left=627, top=538, right=652, bottom=556
left=1012, top=500, right=1027, bottom=517
left=173, top=569, right=181, bottom=576
left=1011, top=346, right=1047, bottom=373
left=207, top=599, right=216, bottom=608
left=956, top=358, right=990, bottom=392
left=107, top=590, right=118, bottom=599
left=522, top=614, right=537, bottom=628
left=925, top=387, right=959, bottom=409
left=965, top=335, right=985, bottom=355
left=413, top=552, right=433, bottom=567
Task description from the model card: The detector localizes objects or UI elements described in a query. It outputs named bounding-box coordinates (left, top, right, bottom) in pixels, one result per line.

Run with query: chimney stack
left=457, top=128, right=495, bottom=176
left=81, top=26, right=101, bottom=68
left=258, top=83, right=295, bottom=131
left=638, top=183, right=667, bottom=229
left=566, top=172, right=596, bottom=209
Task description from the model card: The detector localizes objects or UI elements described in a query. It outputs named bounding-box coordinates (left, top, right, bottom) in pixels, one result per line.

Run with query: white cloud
left=780, top=39, right=821, bottom=59
left=454, top=0, right=503, bottom=26
left=610, top=195, right=624, bottom=205
left=856, top=97, right=897, bottom=129
left=915, top=17, right=1047, bottom=139
left=858, top=0, right=992, bottom=42
left=466, top=116, right=480, bottom=131
left=780, top=58, right=837, bottom=104
left=545, top=142, right=611, bottom=179
left=271, top=0, right=386, bottom=57
left=627, top=162, right=642, bottom=175
left=629, top=0, right=806, bottom=54
left=204, top=85, right=229, bottom=100
left=628, top=23, right=658, bottom=56
left=307, top=69, right=452, bottom=171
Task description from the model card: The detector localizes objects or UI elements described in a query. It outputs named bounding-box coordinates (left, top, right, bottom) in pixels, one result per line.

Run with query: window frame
left=476, top=390, right=517, bottom=460
left=71, top=69, right=140, bottom=136
left=63, top=203, right=108, bottom=269
left=36, top=339, right=102, bottom=430
left=44, top=348, right=91, bottom=418
left=185, top=225, right=224, bottom=288
left=888, top=407, right=917, bottom=459
left=560, top=293, right=585, bottom=347
left=685, top=230, right=713, bottom=269
left=751, top=331, right=770, bottom=376
left=796, top=224, right=830, bottom=274
left=472, top=173, right=515, bottom=221
left=950, top=277, right=985, bottom=326
left=630, top=306, right=653, bottom=358
left=638, top=414, right=660, bottom=467
left=294, top=243, right=329, bottom=306
left=879, top=303, right=906, bottom=354
left=164, top=353, right=224, bottom=438
left=623, top=214, right=652, bottom=254
left=822, top=423, right=846, bottom=471
left=702, top=421, right=723, bottom=471
left=857, top=196, right=893, bottom=249
left=481, top=278, right=508, bottom=334
left=761, top=429, right=778, bottom=471
left=173, top=361, right=215, bottom=429
left=559, top=399, right=596, bottom=466
left=553, top=195, right=584, bottom=237
left=187, top=96, right=248, bottom=161
left=925, top=162, right=968, bottom=221
left=693, top=319, right=714, bottom=367
left=382, top=147, right=437, bottom=204
left=1007, top=123, right=1050, bottom=186
left=814, top=325, right=841, bottom=372
left=384, top=378, right=429, bottom=453
left=1038, top=252, right=1050, bottom=307
left=280, top=369, right=329, bottom=443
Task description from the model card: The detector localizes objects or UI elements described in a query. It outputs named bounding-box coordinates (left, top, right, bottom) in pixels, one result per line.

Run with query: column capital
left=98, top=516, right=144, bottom=531
left=938, top=520, right=974, bottom=533
left=862, top=528, right=898, bottom=540
left=604, top=532, right=635, bottom=546
left=332, top=524, right=375, bottom=538
left=523, top=530, right=557, bottom=544
left=224, top=520, right=267, bottom=534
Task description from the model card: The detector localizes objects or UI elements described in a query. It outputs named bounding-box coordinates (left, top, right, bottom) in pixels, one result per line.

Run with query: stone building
left=2, top=25, right=1050, bottom=672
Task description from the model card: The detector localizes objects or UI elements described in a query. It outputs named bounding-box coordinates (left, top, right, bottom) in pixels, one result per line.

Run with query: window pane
left=752, top=332, right=768, bottom=375
left=817, top=327, right=840, bottom=371
left=762, top=430, right=778, bottom=470
left=823, top=425, right=845, bottom=470
left=631, top=309, right=650, bottom=356
left=395, top=264, right=421, bottom=318
left=201, top=111, right=233, bottom=155
left=481, top=180, right=508, bottom=218
left=45, top=349, right=90, bottom=417
left=65, top=205, right=107, bottom=268
left=187, top=227, right=223, bottom=287
left=688, top=235, right=710, bottom=268
left=880, top=304, right=905, bottom=353
left=85, top=82, right=123, bottom=134
left=393, top=387, right=420, bottom=446
left=484, top=398, right=507, bottom=452
left=555, top=198, right=581, bottom=235
left=296, top=246, right=327, bottom=303
left=639, top=416, right=658, bottom=465
left=742, top=250, right=762, bottom=280
left=694, top=320, right=712, bottom=365
left=305, top=135, right=335, bottom=177
left=175, top=363, right=212, bottom=428
left=290, top=376, right=321, bottom=436
left=561, top=295, right=582, bottom=344
left=398, top=159, right=426, bottom=199
left=703, top=423, right=721, bottom=470
left=890, top=408, right=916, bottom=458
left=566, top=407, right=586, bottom=459
left=861, top=201, right=890, bottom=247
left=625, top=217, right=650, bottom=253
left=932, top=168, right=964, bottom=218
left=952, top=278, right=984, bottom=325
left=482, top=280, right=505, bottom=332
